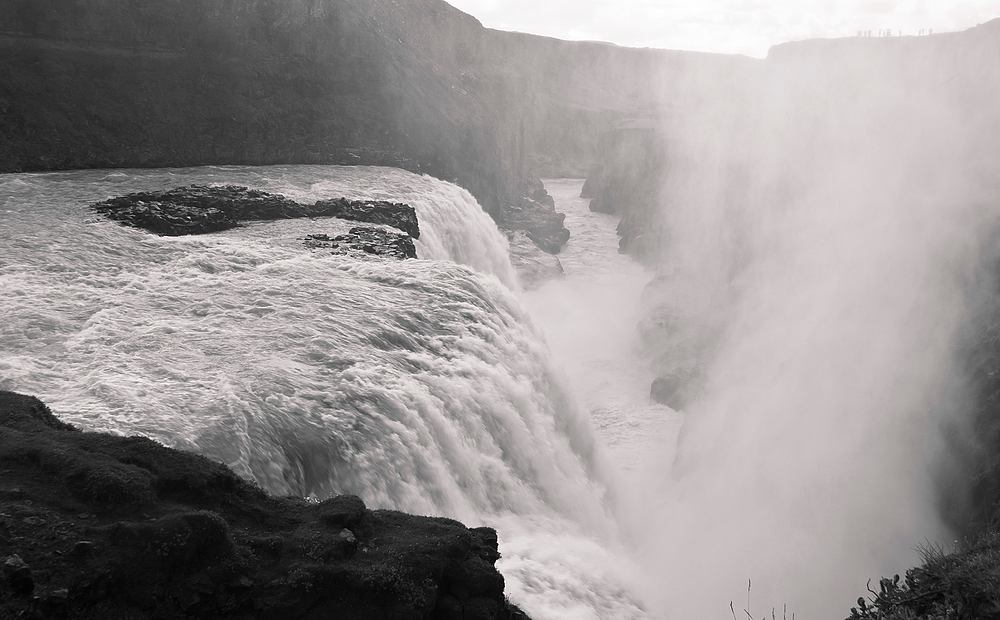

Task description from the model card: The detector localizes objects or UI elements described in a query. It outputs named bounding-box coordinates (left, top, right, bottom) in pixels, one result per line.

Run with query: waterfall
left=0, top=165, right=648, bottom=620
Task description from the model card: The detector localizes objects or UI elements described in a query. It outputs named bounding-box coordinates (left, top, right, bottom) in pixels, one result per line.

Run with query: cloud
left=445, top=0, right=1000, bottom=57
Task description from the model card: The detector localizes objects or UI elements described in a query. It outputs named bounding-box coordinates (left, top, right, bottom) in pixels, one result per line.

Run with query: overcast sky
left=445, top=0, right=1000, bottom=57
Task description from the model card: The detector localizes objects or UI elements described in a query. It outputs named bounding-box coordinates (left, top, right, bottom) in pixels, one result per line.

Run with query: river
left=0, top=166, right=657, bottom=620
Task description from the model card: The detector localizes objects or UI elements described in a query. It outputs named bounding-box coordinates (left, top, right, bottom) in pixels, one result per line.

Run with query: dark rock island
left=0, top=390, right=528, bottom=619
left=92, top=185, right=419, bottom=239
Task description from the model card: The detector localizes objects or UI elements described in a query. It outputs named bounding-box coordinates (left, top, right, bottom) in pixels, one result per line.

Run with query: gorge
left=3, top=1, right=1000, bottom=618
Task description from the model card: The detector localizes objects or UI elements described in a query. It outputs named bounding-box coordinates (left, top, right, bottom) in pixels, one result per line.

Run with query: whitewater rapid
left=0, top=166, right=651, bottom=620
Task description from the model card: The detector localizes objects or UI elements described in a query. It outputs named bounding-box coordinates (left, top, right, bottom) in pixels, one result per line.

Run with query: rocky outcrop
left=0, top=390, right=529, bottom=620
left=581, top=118, right=669, bottom=264
left=303, top=228, right=417, bottom=259
left=91, top=186, right=303, bottom=235
left=649, top=368, right=701, bottom=411
left=506, top=231, right=564, bottom=288
left=497, top=176, right=569, bottom=254
left=500, top=197, right=570, bottom=255
left=92, top=186, right=420, bottom=241
left=312, top=199, right=419, bottom=239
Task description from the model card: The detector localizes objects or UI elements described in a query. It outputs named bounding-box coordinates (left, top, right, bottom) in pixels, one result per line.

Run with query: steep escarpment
left=0, top=0, right=756, bottom=253
left=0, top=0, right=510, bottom=208
left=589, top=20, right=1000, bottom=268
left=0, top=390, right=529, bottom=620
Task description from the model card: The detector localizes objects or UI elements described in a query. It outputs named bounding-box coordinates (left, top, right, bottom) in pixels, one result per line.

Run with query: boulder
left=650, top=367, right=700, bottom=410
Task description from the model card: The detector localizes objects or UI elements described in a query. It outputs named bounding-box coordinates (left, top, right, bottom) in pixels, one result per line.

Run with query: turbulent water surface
left=1, top=166, right=654, bottom=619
left=6, top=164, right=965, bottom=619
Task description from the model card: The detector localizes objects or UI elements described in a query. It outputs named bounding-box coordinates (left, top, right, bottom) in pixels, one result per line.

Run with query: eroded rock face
left=649, top=368, right=702, bottom=411
left=303, top=228, right=417, bottom=260
left=0, top=390, right=530, bottom=620
left=91, top=185, right=303, bottom=235
left=91, top=186, right=421, bottom=246
left=501, top=196, right=570, bottom=255
left=583, top=121, right=668, bottom=264
left=312, top=198, right=419, bottom=239
left=506, top=231, right=564, bottom=288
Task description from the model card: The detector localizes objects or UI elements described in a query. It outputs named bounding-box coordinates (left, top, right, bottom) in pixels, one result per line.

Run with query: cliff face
left=0, top=0, right=750, bottom=231
left=0, top=0, right=519, bottom=213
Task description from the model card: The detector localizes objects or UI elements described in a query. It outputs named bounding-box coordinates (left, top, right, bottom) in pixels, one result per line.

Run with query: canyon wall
left=0, top=0, right=739, bottom=229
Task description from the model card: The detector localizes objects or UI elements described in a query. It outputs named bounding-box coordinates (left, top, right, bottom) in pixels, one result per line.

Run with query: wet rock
left=92, top=186, right=422, bottom=242
left=311, top=198, right=420, bottom=239
left=532, top=189, right=555, bottom=208
left=650, top=367, right=700, bottom=410
left=3, top=554, right=34, bottom=595
left=502, top=196, right=570, bottom=254
left=470, top=527, right=502, bottom=564
left=91, top=185, right=303, bottom=235
left=303, top=227, right=417, bottom=259
left=0, top=390, right=531, bottom=620
left=507, top=231, right=564, bottom=288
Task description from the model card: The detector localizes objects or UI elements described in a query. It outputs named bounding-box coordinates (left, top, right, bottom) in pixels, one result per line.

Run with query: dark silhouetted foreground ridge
left=0, top=390, right=530, bottom=619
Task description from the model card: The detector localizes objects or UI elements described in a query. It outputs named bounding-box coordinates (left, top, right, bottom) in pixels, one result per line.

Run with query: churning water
left=4, top=162, right=982, bottom=620
left=0, top=165, right=652, bottom=620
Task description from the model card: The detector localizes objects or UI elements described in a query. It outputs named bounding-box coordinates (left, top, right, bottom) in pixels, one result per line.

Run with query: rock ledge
left=0, top=390, right=529, bottom=620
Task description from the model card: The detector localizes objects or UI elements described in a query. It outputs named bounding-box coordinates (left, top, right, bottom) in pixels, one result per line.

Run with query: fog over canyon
left=2, top=2, right=1000, bottom=618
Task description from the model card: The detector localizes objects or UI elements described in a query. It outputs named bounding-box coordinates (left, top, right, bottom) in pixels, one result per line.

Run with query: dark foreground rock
left=0, top=390, right=529, bottom=620
left=303, top=228, right=417, bottom=260
left=91, top=186, right=420, bottom=240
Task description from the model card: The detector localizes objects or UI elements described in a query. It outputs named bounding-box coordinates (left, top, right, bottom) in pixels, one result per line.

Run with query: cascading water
left=0, top=165, right=649, bottom=620
left=5, top=141, right=991, bottom=619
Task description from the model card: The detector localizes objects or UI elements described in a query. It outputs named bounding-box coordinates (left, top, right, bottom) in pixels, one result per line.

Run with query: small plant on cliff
left=847, top=534, right=1000, bottom=620
left=730, top=580, right=794, bottom=620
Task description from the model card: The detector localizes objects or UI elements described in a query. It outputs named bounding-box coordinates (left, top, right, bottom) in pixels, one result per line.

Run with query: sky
left=444, top=0, right=1000, bottom=57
